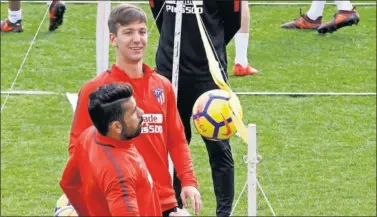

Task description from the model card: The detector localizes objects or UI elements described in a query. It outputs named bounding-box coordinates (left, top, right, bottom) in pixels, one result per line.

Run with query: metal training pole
left=167, top=0, right=184, bottom=182
left=248, top=124, right=258, bottom=216
left=96, top=1, right=111, bottom=74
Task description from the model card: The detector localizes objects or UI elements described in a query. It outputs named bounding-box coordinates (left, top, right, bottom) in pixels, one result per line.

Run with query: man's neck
left=115, top=59, right=144, bottom=79
left=106, top=132, right=121, bottom=141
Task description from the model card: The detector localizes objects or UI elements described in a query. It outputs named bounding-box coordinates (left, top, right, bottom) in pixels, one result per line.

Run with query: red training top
left=69, top=64, right=198, bottom=211
left=60, top=127, right=162, bottom=216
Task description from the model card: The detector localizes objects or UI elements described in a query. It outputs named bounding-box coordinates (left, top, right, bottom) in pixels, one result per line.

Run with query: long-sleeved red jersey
left=60, top=127, right=162, bottom=216
left=69, top=64, right=198, bottom=211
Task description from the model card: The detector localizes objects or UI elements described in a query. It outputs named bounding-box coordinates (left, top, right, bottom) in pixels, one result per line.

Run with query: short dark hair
left=108, top=4, right=147, bottom=35
left=88, top=83, right=133, bottom=136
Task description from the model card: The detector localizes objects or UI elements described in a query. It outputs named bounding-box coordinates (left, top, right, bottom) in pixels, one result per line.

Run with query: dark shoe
left=49, top=2, right=66, bottom=31
left=281, top=9, right=322, bottom=30
left=1, top=19, right=23, bottom=33
left=317, top=7, right=360, bottom=34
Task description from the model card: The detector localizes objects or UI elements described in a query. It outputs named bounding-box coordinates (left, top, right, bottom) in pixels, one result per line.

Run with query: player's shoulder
left=70, top=127, right=95, bottom=156
left=79, top=71, right=108, bottom=97
left=98, top=148, right=139, bottom=178
left=150, top=70, right=173, bottom=90
left=143, top=63, right=172, bottom=87
left=79, top=127, right=96, bottom=143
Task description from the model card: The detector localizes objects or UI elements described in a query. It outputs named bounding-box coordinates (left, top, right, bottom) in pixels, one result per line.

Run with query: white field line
left=0, top=90, right=60, bottom=95
left=235, top=92, right=377, bottom=96
left=1, top=90, right=376, bottom=97
left=0, top=1, right=375, bottom=6
left=66, top=92, right=78, bottom=112
left=0, top=6, right=50, bottom=113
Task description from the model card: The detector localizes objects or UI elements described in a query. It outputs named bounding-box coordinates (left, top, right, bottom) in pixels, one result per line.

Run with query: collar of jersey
left=95, top=130, right=133, bottom=148
left=110, top=63, right=154, bottom=81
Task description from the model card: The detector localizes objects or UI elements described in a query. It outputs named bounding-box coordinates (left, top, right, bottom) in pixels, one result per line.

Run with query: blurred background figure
left=281, top=1, right=360, bottom=34
left=1, top=0, right=66, bottom=32
left=233, top=0, right=258, bottom=76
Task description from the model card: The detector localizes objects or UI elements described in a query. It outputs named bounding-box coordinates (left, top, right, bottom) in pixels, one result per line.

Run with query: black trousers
left=171, top=77, right=234, bottom=217
left=162, top=207, right=177, bottom=217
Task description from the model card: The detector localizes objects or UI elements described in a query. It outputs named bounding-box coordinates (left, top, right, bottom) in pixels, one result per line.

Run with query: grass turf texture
left=1, top=3, right=376, bottom=216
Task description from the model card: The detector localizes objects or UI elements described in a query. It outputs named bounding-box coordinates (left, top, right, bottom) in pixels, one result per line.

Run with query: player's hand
left=180, top=186, right=201, bottom=215
left=169, top=208, right=191, bottom=216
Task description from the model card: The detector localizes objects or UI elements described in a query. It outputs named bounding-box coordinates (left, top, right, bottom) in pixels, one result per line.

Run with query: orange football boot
left=281, top=10, right=322, bottom=30
left=49, top=2, right=66, bottom=31
left=317, top=7, right=360, bottom=34
left=1, top=19, right=23, bottom=33
left=233, top=63, right=258, bottom=76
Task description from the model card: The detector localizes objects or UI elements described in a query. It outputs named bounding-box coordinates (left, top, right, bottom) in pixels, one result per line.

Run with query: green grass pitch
left=1, top=2, right=376, bottom=216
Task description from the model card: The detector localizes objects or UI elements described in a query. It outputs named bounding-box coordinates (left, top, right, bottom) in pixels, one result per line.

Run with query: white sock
left=8, top=9, right=22, bottom=24
left=306, top=1, right=326, bottom=20
left=335, top=1, right=353, bottom=11
left=234, top=33, right=249, bottom=67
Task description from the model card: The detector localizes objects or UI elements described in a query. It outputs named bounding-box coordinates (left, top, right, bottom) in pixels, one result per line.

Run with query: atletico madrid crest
left=153, top=88, right=165, bottom=105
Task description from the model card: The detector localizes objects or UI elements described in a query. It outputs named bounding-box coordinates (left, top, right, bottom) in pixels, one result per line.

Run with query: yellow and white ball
left=55, top=194, right=70, bottom=213
left=192, top=89, right=242, bottom=140
left=54, top=205, right=78, bottom=217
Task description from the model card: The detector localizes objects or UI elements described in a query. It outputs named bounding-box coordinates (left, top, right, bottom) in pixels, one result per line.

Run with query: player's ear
left=110, top=33, right=118, bottom=48
left=110, top=120, right=122, bottom=135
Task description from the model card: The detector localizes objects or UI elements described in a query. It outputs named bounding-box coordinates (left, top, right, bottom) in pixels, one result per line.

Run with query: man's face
left=119, top=97, right=144, bottom=140
left=110, top=22, right=148, bottom=63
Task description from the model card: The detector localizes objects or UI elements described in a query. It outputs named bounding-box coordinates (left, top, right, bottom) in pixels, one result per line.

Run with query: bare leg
left=239, top=0, right=250, bottom=33
left=8, top=0, right=21, bottom=11
left=51, top=0, right=61, bottom=5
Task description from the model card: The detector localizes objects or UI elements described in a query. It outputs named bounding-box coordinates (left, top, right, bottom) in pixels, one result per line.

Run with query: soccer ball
left=55, top=194, right=70, bottom=213
left=192, top=89, right=242, bottom=141
left=54, top=205, right=78, bottom=217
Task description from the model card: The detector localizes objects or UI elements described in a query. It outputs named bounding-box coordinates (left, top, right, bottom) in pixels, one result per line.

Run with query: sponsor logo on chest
left=166, top=0, right=204, bottom=14
left=141, top=114, right=163, bottom=134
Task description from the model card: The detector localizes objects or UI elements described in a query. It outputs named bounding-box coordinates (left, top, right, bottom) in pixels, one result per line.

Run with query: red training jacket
left=69, top=64, right=198, bottom=211
left=60, top=127, right=162, bottom=216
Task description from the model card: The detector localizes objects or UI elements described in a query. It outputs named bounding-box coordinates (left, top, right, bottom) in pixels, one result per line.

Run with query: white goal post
left=96, top=1, right=111, bottom=74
